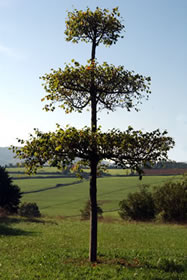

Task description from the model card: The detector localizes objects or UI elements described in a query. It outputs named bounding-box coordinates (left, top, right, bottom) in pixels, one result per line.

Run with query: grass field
left=7, top=166, right=61, bottom=173
left=7, top=167, right=130, bottom=174
left=0, top=216, right=186, bottom=280
left=2, top=168, right=186, bottom=279
left=13, top=174, right=180, bottom=217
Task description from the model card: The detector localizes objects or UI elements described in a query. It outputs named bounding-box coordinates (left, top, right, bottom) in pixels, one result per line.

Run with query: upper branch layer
left=65, top=7, right=124, bottom=46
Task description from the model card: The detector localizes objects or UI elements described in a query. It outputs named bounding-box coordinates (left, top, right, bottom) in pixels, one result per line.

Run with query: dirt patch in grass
left=63, top=257, right=144, bottom=268
left=98, top=200, right=112, bottom=205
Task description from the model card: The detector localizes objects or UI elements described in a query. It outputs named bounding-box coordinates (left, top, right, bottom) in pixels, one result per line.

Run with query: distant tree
left=80, top=200, right=103, bottom=220
left=152, top=161, right=187, bottom=169
left=12, top=7, right=174, bottom=262
left=0, top=166, right=22, bottom=213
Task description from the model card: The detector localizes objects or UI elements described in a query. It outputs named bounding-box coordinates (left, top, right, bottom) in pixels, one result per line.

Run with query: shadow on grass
left=23, top=180, right=82, bottom=195
left=0, top=223, right=35, bottom=236
left=0, top=216, right=57, bottom=236
left=0, top=216, right=57, bottom=225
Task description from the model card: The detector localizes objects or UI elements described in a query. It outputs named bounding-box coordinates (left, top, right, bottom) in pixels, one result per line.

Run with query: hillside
left=0, top=147, right=20, bottom=166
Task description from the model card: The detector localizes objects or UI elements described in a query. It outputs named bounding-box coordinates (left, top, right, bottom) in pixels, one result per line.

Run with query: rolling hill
left=0, top=147, right=20, bottom=166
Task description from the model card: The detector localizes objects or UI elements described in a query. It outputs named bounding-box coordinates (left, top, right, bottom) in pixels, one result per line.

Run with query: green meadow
left=13, top=174, right=178, bottom=217
left=1, top=169, right=186, bottom=279
left=0, top=217, right=186, bottom=280
left=7, top=166, right=60, bottom=173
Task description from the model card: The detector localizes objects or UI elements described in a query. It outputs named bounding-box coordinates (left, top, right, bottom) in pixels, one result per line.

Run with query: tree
left=0, top=166, right=22, bottom=213
left=12, top=7, right=174, bottom=262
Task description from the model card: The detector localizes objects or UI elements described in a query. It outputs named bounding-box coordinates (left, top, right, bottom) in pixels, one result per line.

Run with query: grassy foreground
left=1, top=171, right=187, bottom=279
left=0, top=216, right=186, bottom=280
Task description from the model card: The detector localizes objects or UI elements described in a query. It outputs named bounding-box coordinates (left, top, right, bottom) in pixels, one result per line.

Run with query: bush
left=119, top=180, right=187, bottom=223
left=153, top=181, right=187, bottom=222
left=80, top=200, right=103, bottom=220
left=19, top=202, right=41, bottom=218
left=0, top=166, right=22, bottom=213
left=157, top=257, right=184, bottom=273
left=119, top=185, right=155, bottom=221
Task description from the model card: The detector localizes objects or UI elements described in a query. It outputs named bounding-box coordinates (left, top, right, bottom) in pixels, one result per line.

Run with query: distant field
left=104, top=168, right=131, bottom=175
left=8, top=166, right=182, bottom=217
left=10, top=173, right=66, bottom=178
left=14, top=175, right=180, bottom=217
left=144, top=168, right=187, bottom=176
left=7, top=166, right=60, bottom=173
left=7, top=167, right=131, bottom=176
left=82, top=168, right=131, bottom=176
left=7, top=166, right=187, bottom=176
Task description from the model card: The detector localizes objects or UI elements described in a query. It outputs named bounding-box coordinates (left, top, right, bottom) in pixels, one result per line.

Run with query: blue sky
left=0, top=0, right=186, bottom=162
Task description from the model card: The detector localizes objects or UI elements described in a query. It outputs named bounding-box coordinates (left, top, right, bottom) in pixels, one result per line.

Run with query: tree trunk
left=89, top=38, right=98, bottom=262
left=89, top=156, right=98, bottom=262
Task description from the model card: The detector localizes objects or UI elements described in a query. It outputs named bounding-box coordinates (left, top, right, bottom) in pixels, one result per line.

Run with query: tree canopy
left=13, top=126, right=174, bottom=176
left=64, top=7, right=124, bottom=46
left=0, top=166, right=22, bottom=213
left=41, top=62, right=151, bottom=113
